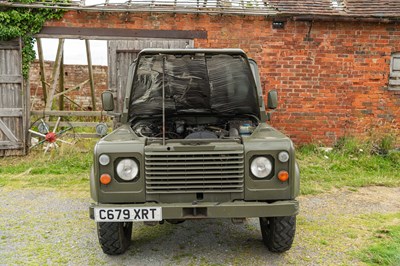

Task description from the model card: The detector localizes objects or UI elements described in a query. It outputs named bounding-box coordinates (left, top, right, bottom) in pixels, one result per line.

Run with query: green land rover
left=89, top=49, right=300, bottom=255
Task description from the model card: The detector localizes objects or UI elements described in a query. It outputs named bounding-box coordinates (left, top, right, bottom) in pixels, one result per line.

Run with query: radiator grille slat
left=145, top=149, right=244, bottom=194
left=145, top=155, right=243, bottom=161
left=146, top=165, right=244, bottom=171
left=146, top=160, right=242, bottom=165
left=145, top=175, right=243, bottom=180
left=146, top=170, right=243, bottom=175
left=147, top=179, right=243, bottom=184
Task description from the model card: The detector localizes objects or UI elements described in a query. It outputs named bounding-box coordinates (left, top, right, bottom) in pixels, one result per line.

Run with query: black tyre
left=97, top=222, right=133, bottom=255
left=259, top=216, right=296, bottom=253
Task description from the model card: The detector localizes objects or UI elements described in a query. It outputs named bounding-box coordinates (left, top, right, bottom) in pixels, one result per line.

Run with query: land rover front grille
left=145, top=150, right=244, bottom=194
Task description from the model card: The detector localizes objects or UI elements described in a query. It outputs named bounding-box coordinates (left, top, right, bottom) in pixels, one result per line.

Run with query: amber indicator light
left=278, top=171, right=289, bottom=182
left=100, top=174, right=112, bottom=185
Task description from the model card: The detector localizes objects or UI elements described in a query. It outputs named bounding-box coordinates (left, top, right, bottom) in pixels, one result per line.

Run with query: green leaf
left=0, top=6, right=65, bottom=78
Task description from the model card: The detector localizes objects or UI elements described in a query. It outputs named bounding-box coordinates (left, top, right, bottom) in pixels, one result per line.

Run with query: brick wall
left=41, top=11, right=400, bottom=145
left=30, top=61, right=108, bottom=110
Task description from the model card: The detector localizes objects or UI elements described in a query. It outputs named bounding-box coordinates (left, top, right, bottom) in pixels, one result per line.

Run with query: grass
left=359, top=225, right=400, bottom=265
left=297, top=142, right=400, bottom=195
left=0, top=137, right=399, bottom=264
left=0, top=137, right=399, bottom=194
left=294, top=212, right=400, bottom=265
left=0, top=139, right=95, bottom=191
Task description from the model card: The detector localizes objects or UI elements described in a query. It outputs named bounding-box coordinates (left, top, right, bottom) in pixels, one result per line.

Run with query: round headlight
left=99, top=154, right=110, bottom=166
left=251, top=156, right=272, bottom=178
left=278, top=151, right=290, bottom=163
left=116, top=159, right=139, bottom=181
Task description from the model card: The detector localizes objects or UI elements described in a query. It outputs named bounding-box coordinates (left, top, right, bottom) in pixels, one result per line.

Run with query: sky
left=34, top=38, right=108, bottom=66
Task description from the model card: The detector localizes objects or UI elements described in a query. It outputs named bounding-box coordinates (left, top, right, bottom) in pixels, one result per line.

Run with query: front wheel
left=259, top=216, right=296, bottom=253
left=97, top=222, right=133, bottom=255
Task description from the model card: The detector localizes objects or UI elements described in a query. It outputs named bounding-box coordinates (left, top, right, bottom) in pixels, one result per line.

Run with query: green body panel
left=90, top=48, right=300, bottom=219
left=91, top=125, right=146, bottom=203
left=243, top=123, right=298, bottom=200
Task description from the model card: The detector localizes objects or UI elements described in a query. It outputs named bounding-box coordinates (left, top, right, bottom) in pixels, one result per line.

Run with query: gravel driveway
left=1, top=186, right=399, bottom=265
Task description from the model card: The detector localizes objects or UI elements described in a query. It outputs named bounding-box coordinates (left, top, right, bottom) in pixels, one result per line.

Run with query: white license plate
left=94, top=207, right=162, bottom=222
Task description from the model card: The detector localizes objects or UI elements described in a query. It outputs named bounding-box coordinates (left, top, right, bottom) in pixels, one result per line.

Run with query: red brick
left=39, top=11, right=400, bottom=146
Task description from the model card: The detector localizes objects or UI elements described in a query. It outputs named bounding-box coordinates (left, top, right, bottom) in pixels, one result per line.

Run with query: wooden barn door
left=108, top=39, right=193, bottom=127
left=0, top=39, right=28, bottom=156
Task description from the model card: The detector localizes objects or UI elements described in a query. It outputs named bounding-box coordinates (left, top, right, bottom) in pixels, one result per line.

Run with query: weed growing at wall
left=0, top=2, right=64, bottom=78
left=297, top=137, right=400, bottom=195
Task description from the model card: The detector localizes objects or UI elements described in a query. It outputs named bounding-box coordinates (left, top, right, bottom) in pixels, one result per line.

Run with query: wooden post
left=36, top=38, right=47, bottom=104
left=85, top=40, right=96, bottom=111
left=53, top=79, right=89, bottom=98
left=45, top=38, right=64, bottom=112
left=59, top=54, right=64, bottom=110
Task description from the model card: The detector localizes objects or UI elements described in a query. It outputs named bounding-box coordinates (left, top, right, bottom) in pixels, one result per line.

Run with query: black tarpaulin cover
left=129, top=53, right=259, bottom=119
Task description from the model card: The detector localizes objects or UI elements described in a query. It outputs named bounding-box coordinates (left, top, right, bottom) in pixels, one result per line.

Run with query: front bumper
left=89, top=200, right=299, bottom=220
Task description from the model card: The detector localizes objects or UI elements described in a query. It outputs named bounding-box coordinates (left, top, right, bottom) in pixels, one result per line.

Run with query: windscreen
left=128, top=53, right=259, bottom=119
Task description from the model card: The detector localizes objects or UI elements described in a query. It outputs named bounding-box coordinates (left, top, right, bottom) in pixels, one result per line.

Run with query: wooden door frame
left=0, top=38, right=29, bottom=156
left=36, top=26, right=207, bottom=40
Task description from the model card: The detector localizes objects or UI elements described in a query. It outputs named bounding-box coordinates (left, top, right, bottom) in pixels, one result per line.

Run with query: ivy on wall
left=0, top=1, right=64, bottom=78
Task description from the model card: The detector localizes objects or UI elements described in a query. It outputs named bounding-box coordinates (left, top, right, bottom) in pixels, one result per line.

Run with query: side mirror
left=101, top=91, right=114, bottom=111
left=267, top=90, right=278, bottom=109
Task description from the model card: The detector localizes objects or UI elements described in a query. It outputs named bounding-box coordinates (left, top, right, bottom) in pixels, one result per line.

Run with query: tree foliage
left=0, top=1, right=65, bottom=78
